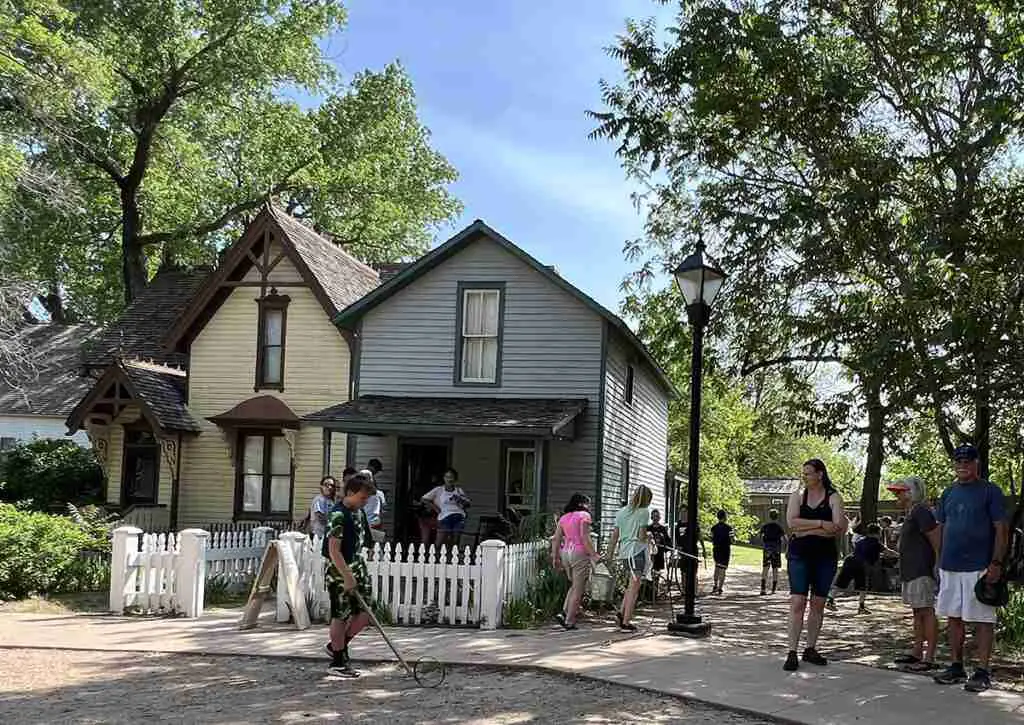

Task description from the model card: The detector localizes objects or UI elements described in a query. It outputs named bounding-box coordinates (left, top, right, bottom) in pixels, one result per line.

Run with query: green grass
left=728, top=544, right=771, bottom=568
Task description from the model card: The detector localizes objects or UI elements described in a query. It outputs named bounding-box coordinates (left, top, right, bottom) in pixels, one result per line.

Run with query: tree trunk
left=121, top=188, right=148, bottom=304
left=859, top=382, right=885, bottom=524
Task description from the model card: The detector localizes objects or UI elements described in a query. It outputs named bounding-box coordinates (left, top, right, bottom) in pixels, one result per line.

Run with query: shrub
left=0, top=504, right=92, bottom=598
left=998, top=587, right=1024, bottom=651
left=0, top=439, right=104, bottom=511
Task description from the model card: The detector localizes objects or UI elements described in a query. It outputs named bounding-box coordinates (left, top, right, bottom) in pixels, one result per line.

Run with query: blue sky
left=326, top=1, right=673, bottom=313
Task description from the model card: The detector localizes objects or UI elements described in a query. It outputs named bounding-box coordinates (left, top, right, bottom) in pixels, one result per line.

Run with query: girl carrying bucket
left=551, top=493, right=600, bottom=629
left=606, top=484, right=654, bottom=631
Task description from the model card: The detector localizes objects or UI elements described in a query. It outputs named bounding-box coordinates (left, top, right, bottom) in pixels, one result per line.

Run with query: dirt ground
left=589, top=565, right=1024, bottom=691
left=0, top=648, right=773, bottom=725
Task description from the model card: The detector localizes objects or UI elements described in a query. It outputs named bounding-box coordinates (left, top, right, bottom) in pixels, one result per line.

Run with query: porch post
left=321, top=428, right=332, bottom=477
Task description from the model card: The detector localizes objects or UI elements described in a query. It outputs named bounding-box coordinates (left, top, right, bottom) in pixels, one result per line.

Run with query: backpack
left=321, top=504, right=369, bottom=562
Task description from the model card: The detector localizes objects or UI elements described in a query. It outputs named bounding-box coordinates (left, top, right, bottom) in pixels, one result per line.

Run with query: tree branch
left=740, top=354, right=846, bottom=376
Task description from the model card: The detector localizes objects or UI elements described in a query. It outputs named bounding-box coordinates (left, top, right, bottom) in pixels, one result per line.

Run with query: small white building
left=0, top=323, right=99, bottom=449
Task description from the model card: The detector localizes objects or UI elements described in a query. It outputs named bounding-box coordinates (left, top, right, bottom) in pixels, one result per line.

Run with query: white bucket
left=589, top=562, right=616, bottom=602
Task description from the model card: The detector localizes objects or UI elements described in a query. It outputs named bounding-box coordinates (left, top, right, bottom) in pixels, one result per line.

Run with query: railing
left=120, top=504, right=170, bottom=533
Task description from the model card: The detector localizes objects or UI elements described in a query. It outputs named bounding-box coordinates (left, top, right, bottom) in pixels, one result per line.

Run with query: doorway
left=395, top=439, right=450, bottom=543
left=121, top=428, right=160, bottom=506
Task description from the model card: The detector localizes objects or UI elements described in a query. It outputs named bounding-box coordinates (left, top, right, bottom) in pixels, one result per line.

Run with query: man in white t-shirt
left=363, top=459, right=387, bottom=543
left=309, top=476, right=338, bottom=539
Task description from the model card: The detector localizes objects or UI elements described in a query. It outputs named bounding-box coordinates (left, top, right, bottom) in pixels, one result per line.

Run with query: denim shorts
left=621, top=550, right=648, bottom=577
left=437, top=513, right=465, bottom=533
left=788, top=554, right=837, bottom=598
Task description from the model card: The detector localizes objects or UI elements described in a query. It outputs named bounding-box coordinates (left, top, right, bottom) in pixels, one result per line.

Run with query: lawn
left=728, top=543, right=773, bottom=569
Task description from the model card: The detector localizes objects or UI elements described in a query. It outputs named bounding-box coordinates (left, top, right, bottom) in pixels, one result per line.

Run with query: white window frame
left=504, top=445, right=539, bottom=516
left=459, top=287, right=502, bottom=384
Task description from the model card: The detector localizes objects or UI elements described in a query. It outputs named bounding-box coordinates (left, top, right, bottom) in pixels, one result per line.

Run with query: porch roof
left=65, top=360, right=201, bottom=434
left=304, top=395, right=588, bottom=439
left=208, top=395, right=301, bottom=430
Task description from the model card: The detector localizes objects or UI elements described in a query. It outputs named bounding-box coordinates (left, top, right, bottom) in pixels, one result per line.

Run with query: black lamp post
left=667, top=237, right=726, bottom=639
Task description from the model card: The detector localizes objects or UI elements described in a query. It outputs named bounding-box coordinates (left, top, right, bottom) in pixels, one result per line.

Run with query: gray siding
left=357, top=238, right=602, bottom=499
left=599, top=327, right=670, bottom=537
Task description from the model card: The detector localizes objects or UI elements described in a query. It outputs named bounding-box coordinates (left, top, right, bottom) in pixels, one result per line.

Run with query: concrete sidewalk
left=0, top=609, right=1021, bottom=725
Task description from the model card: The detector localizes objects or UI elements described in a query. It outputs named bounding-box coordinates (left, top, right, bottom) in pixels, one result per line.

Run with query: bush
left=0, top=439, right=104, bottom=511
left=0, top=504, right=92, bottom=598
left=998, top=587, right=1024, bottom=651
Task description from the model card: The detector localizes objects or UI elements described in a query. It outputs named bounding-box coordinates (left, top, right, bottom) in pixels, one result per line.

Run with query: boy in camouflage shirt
left=324, top=472, right=375, bottom=676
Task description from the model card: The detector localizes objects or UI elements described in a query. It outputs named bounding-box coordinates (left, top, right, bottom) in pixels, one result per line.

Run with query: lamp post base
left=668, top=614, right=711, bottom=638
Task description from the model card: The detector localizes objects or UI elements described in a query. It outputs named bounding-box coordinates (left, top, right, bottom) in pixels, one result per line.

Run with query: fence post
left=109, top=526, right=142, bottom=614
left=252, top=525, right=276, bottom=551
left=176, top=529, right=210, bottom=618
left=277, top=531, right=308, bottom=623
left=479, top=539, right=507, bottom=630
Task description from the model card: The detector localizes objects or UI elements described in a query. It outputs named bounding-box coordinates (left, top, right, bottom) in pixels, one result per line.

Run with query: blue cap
left=953, top=444, right=979, bottom=462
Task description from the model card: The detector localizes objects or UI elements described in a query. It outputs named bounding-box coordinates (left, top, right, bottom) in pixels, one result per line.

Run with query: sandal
left=894, top=654, right=920, bottom=665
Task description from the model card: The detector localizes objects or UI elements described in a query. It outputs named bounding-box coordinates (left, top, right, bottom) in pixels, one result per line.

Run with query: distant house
left=306, top=220, right=676, bottom=540
left=0, top=323, right=101, bottom=449
left=742, top=478, right=801, bottom=526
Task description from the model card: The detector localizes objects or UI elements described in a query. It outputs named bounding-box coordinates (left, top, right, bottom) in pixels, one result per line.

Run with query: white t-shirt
left=309, top=494, right=334, bottom=539
left=423, top=485, right=468, bottom=521
left=364, top=490, right=386, bottom=526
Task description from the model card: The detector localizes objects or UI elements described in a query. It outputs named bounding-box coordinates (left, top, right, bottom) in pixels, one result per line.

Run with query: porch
left=304, top=395, right=593, bottom=546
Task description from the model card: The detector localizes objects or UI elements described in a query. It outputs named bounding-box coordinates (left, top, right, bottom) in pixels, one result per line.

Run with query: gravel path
left=0, top=648, right=773, bottom=724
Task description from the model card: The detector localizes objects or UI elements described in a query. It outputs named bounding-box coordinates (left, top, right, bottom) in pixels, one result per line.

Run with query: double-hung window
left=255, top=291, right=289, bottom=390
left=504, top=445, right=538, bottom=516
left=237, top=433, right=292, bottom=518
left=458, top=284, right=503, bottom=384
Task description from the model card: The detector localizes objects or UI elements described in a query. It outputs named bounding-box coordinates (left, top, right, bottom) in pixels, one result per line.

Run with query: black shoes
left=802, top=647, right=828, bottom=666
left=964, top=668, right=992, bottom=693
left=934, top=663, right=968, bottom=686
left=783, top=650, right=800, bottom=671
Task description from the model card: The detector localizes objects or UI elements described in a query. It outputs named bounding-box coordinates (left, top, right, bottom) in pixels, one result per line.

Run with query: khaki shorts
left=902, top=575, right=937, bottom=609
left=560, top=550, right=593, bottom=590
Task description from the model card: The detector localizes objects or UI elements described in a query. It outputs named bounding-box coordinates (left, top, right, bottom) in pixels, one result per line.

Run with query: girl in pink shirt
left=551, top=493, right=600, bottom=629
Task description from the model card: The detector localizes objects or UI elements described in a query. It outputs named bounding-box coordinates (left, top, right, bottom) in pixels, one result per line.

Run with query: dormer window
left=255, top=290, right=289, bottom=391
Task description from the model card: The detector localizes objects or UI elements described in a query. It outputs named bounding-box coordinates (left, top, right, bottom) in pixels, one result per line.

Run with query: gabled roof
left=83, top=268, right=209, bottom=369
left=65, top=360, right=200, bottom=434
left=164, top=205, right=379, bottom=351
left=0, top=323, right=101, bottom=416
left=334, top=220, right=677, bottom=396
left=743, top=478, right=801, bottom=496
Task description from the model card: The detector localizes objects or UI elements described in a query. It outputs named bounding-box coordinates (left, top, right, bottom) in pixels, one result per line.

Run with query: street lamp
left=668, top=237, right=726, bottom=639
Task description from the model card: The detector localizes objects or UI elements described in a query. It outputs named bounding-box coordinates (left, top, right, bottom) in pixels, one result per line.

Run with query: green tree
left=592, top=0, right=1024, bottom=520
left=1, top=0, right=460, bottom=318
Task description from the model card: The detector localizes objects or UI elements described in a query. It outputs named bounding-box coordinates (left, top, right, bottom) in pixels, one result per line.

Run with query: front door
left=121, top=429, right=160, bottom=506
left=396, top=440, right=450, bottom=543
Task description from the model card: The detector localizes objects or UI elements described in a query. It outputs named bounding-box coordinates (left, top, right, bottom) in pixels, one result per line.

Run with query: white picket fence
left=110, top=524, right=551, bottom=627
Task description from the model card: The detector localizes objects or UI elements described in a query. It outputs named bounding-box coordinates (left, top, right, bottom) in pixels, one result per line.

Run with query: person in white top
left=362, top=459, right=386, bottom=543
left=308, top=476, right=338, bottom=539
left=421, top=467, right=471, bottom=548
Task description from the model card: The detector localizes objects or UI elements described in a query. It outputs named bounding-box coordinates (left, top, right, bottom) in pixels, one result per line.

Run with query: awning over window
left=304, top=396, right=587, bottom=440
left=208, top=395, right=301, bottom=429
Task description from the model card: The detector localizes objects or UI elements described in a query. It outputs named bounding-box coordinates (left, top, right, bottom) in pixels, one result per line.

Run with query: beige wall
left=180, top=252, right=350, bottom=527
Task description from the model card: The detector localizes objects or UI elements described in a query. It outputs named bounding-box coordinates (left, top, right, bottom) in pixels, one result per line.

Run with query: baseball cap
left=953, top=444, right=979, bottom=462
left=885, top=480, right=911, bottom=494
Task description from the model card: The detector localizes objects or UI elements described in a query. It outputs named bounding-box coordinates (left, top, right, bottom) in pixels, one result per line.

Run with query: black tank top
left=789, top=486, right=838, bottom=561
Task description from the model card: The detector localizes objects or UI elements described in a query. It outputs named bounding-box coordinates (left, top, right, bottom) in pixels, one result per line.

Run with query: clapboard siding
left=358, top=238, right=603, bottom=399
left=180, top=254, right=350, bottom=527
left=599, top=327, right=670, bottom=537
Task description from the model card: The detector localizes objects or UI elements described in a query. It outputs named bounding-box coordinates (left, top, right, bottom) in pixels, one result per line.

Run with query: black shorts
left=762, top=547, right=782, bottom=568
left=713, top=546, right=730, bottom=568
left=834, top=557, right=867, bottom=592
left=651, top=551, right=666, bottom=572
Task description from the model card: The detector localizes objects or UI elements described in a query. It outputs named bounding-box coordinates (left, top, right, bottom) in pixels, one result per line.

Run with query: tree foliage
left=1, top=0, right=461, bottom=319
left=594, top=1, right=1024, bottom=520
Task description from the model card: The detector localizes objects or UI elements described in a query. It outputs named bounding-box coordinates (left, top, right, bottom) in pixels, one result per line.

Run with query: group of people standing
left=548, top=444, right=1010, bottom=694
left=782, top=445, right=1008, bottom=693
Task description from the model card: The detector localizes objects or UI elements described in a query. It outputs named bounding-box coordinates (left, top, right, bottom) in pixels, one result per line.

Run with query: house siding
left=599, top=327, right=670, bottom=537
left=357, top=238, right=602, bottom=503
left=180, top=253, right=350, bottom=527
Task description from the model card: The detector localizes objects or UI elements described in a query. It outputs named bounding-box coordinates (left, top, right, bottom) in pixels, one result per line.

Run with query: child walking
left=827, top=522, right=897, bottom=613
left=759, top=509, right=787, bottom=595
left=606, top=484, right=653, bottom=631
left=711, top=509, right=734, bottom=595
left=324, top=472, right=376, bottom=676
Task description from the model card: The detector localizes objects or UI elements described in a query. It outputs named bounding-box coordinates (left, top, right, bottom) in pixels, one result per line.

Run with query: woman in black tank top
left=783, top=459, right=846, bottom=672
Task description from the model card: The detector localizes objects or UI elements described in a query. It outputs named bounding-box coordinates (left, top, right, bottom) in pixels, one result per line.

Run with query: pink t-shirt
left=558, top=510, right=592, bottom=553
